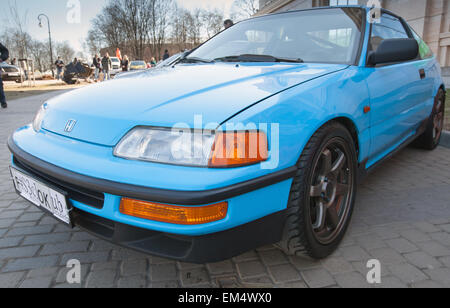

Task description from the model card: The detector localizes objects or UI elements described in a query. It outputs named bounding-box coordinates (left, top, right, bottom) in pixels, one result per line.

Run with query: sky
left=0, top=0, right=238, bottom=54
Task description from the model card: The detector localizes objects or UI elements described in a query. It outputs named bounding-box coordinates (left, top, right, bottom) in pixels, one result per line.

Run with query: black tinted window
left=370, top=14, right=408, bottom=51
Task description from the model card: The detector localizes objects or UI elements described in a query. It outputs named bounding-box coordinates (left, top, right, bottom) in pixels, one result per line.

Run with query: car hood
left=42, top=63, right=347, bottom=146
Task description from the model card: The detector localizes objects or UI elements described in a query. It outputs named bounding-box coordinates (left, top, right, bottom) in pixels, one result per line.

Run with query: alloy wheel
left=309, top=139, right=354, bottom=245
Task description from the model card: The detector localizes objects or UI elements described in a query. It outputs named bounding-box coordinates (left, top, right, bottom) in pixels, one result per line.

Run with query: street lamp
left=38, top=14, right=54, bottom=78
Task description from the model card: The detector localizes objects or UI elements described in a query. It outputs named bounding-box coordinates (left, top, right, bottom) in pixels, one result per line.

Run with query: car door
left=364, top=13, right=431, bottom=168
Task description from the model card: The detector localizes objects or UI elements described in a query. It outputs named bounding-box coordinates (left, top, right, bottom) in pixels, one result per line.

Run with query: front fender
left=226, top=67, right=371, bottom=169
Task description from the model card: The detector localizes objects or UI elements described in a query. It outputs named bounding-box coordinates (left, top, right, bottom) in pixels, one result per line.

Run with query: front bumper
left=8, top=128, right=295, bottom=262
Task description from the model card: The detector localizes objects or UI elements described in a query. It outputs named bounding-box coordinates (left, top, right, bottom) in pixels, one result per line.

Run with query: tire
left=414, top=89, right=446, bottom=150
left=277, top=122, right=357, bottom=259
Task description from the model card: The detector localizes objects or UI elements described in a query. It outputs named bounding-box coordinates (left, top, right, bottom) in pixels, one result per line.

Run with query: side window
left=369, top=14, right=409, bottom=52
left=409, top=27, right=433, bottom=59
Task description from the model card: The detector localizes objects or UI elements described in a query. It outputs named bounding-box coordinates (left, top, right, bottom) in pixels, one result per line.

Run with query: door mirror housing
left=368, top=38, right=419, bottom=66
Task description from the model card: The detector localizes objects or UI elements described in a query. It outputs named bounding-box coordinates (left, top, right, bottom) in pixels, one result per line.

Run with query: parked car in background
left=110, top=57, right=121, bottom=77
left=0, top=62, right=24, bottom=83
left=129, top=60, right=147, bottom=71
left=8, top=6, right=445, bottom=263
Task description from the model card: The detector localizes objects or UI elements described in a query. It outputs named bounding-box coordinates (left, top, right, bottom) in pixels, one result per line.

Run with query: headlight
left=32, top=105, right=46, bottom=132
left=114, top=127, right=269, bottom=168
left=114, top=127, right=216, bottom=167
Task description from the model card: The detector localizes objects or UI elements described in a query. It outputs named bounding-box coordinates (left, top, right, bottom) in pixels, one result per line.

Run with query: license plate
left=10, top=167, right=72, bottom=225
left=7, top=73, right=19, bottom=76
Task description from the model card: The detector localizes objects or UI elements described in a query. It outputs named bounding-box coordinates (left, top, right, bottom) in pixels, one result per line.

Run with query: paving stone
left=400, top=229, right=431, bottom=243
left=386, top=238, right=418, bottom=254
left=121, top=259, right=147, bottom=276
left=403, top=251, right=442, bottom=270
left=22, top=232, right=71, bottom=245
left=3, top=255, right=59, bottom=272
left=387, top=263, right=428, bottom=284
left=150, top=263, right=178, bottom=281
left=27, top=267, right=59, bottom=278
left=86, top=269, right=116, bottom=288
left=354, top=234, right=387, bottom=250
left=268, top=264, right=301, bottom=283
left=438, top=256, right=450, bottom=267
left=40, top=241, right=89, bottom=255
left=19, top=276, right=53, bottom=288
left=60, top=251, right=109, bottom=265
left=0, top=236, right=22, bottom=248
left=112, top=248, right=148, bottom=261
left=236, top=260, right=267, bottom=278
left=439, top=224, right=450, bottom=233
left=290, top=256, right=322, bottom=270
left=0, top=245, right=39, bottom=259
left=369, top=248, right=405, bottom=265
left=424, top=268, right=450, bottom=287
left=321, top=257, right=354, bottom=275
left=430, top=232, right=450, bottom=247
left=301, top=269, right=335, bottom=288
left=6, top=225, right=53, bottom=237
left=378, top=276, right=407, bottom=288
left=335, top=271, right=370, bottom=288
left=18, top=212, right=44, bottom=222
left=340, top=246, right=371, bottom=262
left=411, top=280, right=444, bottom=288
left=0, top=218, right=16, bottom=228
left=0, top=271, right=25, bottom=288
left=206, top=260, right=235, bottom=276
left=118, top=275, right=146, bottom=288
left=91, top=261, right=119, bottom=271
left=150, top=280, right=180, bottom=288
left=258, top=249, right=289, bottom=266
left=416, top=241, right=450, bottom=257
left=180, top=268, right=210, bottom=286
left=413, top=222, right=440, bottom=233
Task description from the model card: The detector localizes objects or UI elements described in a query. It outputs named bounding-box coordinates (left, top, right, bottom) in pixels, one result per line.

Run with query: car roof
left=251, top=5, right=401, bottom=21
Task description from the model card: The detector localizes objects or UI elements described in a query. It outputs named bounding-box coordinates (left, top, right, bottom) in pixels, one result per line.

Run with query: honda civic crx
left=8, top=6, right=445, bottom=263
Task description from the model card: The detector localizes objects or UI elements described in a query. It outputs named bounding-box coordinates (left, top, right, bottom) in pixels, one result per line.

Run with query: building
left=257, top=0, right=450, bottom=78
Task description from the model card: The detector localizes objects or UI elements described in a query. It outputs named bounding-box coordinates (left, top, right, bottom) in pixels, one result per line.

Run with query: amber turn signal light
left=209, top=131, right=268, bottom=168
left=120, top=198, right=228, bottom=225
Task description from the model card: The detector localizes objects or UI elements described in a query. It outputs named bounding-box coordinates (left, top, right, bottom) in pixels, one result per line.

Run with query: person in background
left=0, top=43, right=10, bottom=109
left=224, top=19, right=234, bottom=29
left=101, top=53, right=112, bottom=81
left=54, top=56, right=64, bottom=81
left=163, top=50, right=170, bottom=61
left=121, top=55, right=129, bottom=72
left=150, top=57, right=157, bottom=67
left=93, top=54, right=101, bottom=81
left=10, top=58, right=16, bottom=66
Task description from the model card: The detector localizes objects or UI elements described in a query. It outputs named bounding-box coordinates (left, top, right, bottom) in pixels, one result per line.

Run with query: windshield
left=111, top=58, right=120, bottom=63
left=188, top=8, right=363, bottom=64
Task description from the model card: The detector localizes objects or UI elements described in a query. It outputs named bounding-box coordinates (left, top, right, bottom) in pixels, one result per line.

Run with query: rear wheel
left=278, top=122, right=357, bottom=259
left=414, top=89, right=445, bottom=150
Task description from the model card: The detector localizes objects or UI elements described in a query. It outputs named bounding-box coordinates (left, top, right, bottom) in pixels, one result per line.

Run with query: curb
left=441, top=131, right=450, bottom=149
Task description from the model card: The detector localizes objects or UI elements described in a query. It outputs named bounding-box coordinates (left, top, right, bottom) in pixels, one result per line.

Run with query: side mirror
left=368, top=38, right=418, bottom=66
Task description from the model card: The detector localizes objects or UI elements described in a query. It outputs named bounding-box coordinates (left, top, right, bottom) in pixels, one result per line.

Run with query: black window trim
left=364, top=9, right=420, bottom=68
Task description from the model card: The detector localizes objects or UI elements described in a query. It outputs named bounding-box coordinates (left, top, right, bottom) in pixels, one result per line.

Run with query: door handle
left=419, top=69, right=426, bottom=80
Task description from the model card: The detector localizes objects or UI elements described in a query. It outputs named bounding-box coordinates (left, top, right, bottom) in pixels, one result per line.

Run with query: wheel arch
left=319, top=117, right=361, bottom=160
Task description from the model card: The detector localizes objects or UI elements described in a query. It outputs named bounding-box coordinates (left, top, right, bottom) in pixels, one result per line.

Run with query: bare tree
left=201, top=9, right=224, bottom=39
left=55, top=41, right=76, bottom=65
left=232, top=0, right=259, bottom=20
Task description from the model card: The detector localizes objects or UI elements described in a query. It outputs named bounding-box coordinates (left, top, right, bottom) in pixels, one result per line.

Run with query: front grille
left=13, top=157, right=105, bottom=209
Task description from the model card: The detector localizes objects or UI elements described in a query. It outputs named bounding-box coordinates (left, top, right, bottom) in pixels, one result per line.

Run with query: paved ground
left=0, top=92, right=450, bottom=288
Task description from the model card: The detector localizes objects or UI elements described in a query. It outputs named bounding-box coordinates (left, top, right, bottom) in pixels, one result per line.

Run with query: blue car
left=8, top=6, right=445, bottom=263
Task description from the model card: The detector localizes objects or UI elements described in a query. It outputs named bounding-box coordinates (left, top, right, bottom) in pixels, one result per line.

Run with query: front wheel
left=278, top=122, right=357, bottom=259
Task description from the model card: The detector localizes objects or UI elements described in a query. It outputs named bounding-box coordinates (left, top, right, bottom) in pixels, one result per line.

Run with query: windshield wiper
left=214, top=54, right=304, bottom=63
left=178, top=57, right=215, bottom=64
